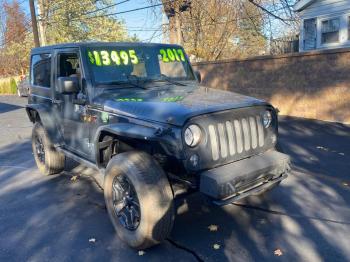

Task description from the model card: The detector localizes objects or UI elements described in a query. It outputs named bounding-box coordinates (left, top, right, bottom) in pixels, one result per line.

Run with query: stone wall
left=192, top=48, right=350, bottom=123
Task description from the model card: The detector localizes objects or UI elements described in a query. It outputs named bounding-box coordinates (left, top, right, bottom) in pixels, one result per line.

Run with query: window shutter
left=304, top=18, right=316, bottom=50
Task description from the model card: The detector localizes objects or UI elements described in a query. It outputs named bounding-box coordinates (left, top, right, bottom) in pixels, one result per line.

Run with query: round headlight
left=184, top=124, right=202, bottom=147
left=262, top=111, right=272, bottom=128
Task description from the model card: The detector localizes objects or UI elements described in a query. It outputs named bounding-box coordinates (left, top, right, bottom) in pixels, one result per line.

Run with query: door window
left=58, top=53, right=80, bottom=78
left=31, top=54, right=51, bottom=88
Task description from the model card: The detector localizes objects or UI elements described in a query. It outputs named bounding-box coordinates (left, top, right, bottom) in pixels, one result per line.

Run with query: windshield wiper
left=126, top=75, right=148, bottom=89
left=100, top=78, right=147, bottom=90
left=157, top=74, right=186, bottom=86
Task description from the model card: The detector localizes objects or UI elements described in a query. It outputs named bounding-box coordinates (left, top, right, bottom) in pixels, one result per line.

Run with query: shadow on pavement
left=279, top=116, right=350, bottom=181
left=0, top=140, right=194, bottom=261
left=0, top=116, right=349, bottom=261
left=0, top=102, right=23, bottom=114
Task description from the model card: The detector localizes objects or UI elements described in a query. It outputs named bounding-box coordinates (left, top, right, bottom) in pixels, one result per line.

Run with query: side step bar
left=56, top=147, right=105, bottom=188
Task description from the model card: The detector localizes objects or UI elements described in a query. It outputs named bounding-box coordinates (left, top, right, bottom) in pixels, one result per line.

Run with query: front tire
left=104, top=151, right=174, bottom=249
left=32, top=122, right=65, bottom=175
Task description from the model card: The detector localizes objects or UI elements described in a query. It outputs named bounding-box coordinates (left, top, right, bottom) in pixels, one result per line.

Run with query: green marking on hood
left=161, top=96, right=184, bottom=102
left=115, top=96, right=184, bottom=103
left=116, top=98, right=143, bottom=102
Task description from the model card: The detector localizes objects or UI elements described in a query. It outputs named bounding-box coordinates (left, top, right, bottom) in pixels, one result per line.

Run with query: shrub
left=0, top=76, right=20, bottom=94
left=10, top=78, right=17, bottom=94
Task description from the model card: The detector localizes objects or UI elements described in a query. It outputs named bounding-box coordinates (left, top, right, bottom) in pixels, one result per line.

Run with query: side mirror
left=194, top=71, right=201, bottom=83
left=57, top=76, right=79, bottom=94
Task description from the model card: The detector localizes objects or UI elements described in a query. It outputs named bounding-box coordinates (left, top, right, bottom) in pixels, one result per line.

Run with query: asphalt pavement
left=0, top=95, right=349, bottom=262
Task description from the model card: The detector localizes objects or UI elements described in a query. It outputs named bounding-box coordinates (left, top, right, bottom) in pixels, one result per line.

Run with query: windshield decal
left=88, top=49, right=139, bottom=66
left=159, top=48, right=185, bottom=63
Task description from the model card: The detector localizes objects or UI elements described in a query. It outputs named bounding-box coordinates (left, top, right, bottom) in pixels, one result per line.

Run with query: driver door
left=54, top=49, right=92, bottom=159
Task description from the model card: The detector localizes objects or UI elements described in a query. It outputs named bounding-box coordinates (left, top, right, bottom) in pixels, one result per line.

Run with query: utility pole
left=37, top=0, right=47, bottom=46
left=29, top=0, right=40, bottom=47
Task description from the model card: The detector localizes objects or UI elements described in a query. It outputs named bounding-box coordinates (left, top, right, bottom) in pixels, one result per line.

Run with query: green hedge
left=0, top=77, right=18, bottom=94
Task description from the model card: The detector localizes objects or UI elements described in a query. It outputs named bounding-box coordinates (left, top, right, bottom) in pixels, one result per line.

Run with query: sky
left=115, top=0, right=165, bottom=42
left=17, top=0, right=297, bottom=44
left=19, top=0, right=165, bottom=43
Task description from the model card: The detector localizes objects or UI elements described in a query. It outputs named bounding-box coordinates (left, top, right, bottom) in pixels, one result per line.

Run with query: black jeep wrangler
left=26, top=42, right=290, bottom=249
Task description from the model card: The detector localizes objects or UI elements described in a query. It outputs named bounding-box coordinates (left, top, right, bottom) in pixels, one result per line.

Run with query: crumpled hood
left=93, top=84, right=268, bottom=126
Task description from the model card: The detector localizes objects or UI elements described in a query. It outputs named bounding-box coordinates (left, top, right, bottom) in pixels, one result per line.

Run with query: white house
left=294, top=0, right=350, bottom=51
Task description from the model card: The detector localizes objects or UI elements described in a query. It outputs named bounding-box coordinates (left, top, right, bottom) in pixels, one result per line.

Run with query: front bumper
left=199, top=150, right=291, bottom=204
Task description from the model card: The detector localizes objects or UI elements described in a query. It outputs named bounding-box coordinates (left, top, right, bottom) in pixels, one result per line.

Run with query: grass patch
left=0, top=76, right=20, bottom=94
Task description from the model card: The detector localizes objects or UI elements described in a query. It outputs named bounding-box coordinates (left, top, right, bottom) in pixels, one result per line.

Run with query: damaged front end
left=199, top=150, right=291, bottom=205
left=181, top=105, right=291, bottom=205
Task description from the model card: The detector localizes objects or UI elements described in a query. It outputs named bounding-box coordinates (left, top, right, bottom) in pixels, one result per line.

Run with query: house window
left=321, top=18, right=340, bottom=44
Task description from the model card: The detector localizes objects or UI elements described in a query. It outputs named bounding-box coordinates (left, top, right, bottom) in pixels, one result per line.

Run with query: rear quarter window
left=31, top=54, right=52, bottom=88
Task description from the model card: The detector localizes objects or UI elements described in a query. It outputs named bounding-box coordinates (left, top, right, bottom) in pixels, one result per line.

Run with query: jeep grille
left=184, top=106, right=276, bottom=171
left=208, top=116, right=264, bottom=161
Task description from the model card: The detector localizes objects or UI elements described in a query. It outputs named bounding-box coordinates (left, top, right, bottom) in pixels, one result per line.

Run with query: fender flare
left=25, top=104, right=63, bottom=145
left=94, top=123, right=184, bottom=167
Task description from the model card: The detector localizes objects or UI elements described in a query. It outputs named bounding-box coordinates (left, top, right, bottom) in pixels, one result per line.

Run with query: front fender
left=94, top=123, right=184, bottom=164
left=25, top=104, right=63, bottom=145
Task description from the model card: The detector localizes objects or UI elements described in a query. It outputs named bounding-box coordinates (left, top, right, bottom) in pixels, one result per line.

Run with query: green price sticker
left=159, top=48, right=185, bottom=63
left=88, top=49, right=139, bottom=66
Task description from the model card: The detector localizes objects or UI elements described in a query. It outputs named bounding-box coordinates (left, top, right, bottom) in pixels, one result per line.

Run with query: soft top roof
left=31, top=42, right=182, bottom=54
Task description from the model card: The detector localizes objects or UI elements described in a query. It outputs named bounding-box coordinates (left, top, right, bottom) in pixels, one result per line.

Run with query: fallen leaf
left=274, top=248, right=283, bottom=256
left=213, top=244, right=220, bottom=250
left=88, top=238, right=96, bottom=243
left=138, top=250, right=146, bottom=256
left=208, top=224, right=218, bottom=232
left=71, top=175, right=79, bottom=182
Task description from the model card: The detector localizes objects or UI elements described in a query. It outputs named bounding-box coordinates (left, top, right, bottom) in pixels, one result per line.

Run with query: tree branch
left=247, top=0, right=290, bottom=25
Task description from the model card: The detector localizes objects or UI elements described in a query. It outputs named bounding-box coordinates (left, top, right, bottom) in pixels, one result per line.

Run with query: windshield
left=86, top=45, right=195, bottom=85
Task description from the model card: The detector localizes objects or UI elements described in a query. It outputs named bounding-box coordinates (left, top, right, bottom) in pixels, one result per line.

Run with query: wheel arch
left=26, top=105, right=41, bottom=123
left=94, top=123, right=182, bottom=169
left=26, top=104, right=63, bottom=145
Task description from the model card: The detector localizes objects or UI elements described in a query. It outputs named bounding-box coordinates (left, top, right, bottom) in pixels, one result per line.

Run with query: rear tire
left=104, top=151, right=174, bottom=249
left=32, top=122, right=65, bottom=175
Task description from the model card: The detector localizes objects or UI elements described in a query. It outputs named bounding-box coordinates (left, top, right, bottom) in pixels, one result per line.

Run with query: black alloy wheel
left=112, top=175, right=141, bottom=231
left=34, top=135, right=45, bottom=164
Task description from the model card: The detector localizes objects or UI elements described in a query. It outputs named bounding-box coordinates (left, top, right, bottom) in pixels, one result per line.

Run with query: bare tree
left=157, top=0, right=299, bottom=60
